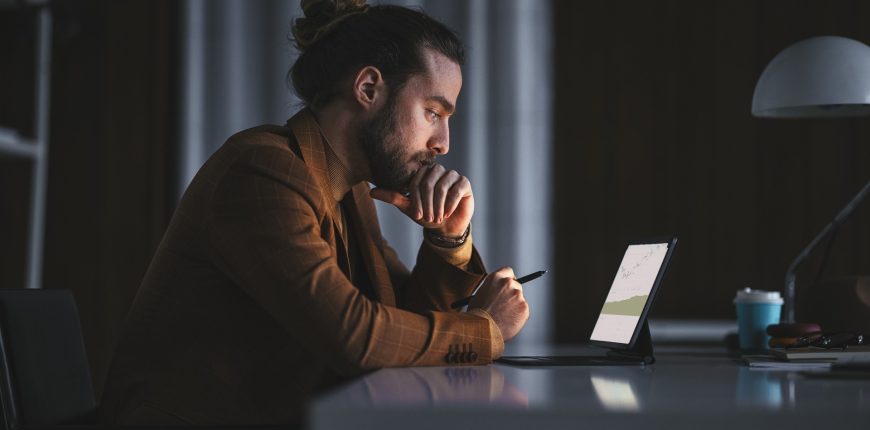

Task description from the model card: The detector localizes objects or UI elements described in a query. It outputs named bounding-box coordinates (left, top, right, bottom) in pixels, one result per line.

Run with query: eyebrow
left=427, top=95, right=456, bottom=115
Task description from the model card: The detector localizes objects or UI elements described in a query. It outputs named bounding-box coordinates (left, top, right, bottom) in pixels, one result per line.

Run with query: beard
left=360, top=95, right=435, bottom=193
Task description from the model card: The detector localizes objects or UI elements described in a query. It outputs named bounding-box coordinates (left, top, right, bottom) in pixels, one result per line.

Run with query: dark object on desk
left=770, top=345, right=870, bottom=365
left=0, top=289, right=96, bottom=429
left=497, top=321, right=655, bottom=366
left=450, top=270, right=547, bottom=309
left=767, top=322, right=822, bottom=337
left=766, top=322, right=823, bottom=348
left=785, top=332, right=864, bottom=349
left=799, top=276, right=870, bottom=333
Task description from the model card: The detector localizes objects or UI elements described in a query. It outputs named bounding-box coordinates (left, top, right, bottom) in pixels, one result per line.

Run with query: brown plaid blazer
left=98, top=109, right=501, bottom=425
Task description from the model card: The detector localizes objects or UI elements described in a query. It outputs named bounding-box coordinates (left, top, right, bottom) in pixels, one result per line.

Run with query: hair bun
left=293, top=0, right=369, bottom=50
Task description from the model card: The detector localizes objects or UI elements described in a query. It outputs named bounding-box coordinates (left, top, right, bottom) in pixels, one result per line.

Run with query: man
left=100, top=1, right=529, bottom=425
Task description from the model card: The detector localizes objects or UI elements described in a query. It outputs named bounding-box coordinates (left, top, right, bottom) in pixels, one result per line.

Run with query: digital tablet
left=497, top=236, right=677, bottom=366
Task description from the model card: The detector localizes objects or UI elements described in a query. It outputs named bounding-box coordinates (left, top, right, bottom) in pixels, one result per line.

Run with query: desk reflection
left=313, top=346, right=870, bottom=430
left=736, top=367, right=786, bottom=410
left=344, top=366, right=528, bottom=407
left=590, top=374, right=641, bottom=411
left=585, top=366, right=655, bottom=412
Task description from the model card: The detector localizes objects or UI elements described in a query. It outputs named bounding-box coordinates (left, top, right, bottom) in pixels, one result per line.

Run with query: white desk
left=309, top=344, right=870, bottom=429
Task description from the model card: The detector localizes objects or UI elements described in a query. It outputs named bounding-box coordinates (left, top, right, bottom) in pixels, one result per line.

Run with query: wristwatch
left=424, top=223, right=471, bottom=248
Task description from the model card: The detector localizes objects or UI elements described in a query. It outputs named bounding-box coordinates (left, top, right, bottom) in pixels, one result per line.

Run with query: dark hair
left=290, top=0, right=465, bottom=107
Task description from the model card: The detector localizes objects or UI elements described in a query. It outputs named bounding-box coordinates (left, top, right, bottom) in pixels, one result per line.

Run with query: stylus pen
left=450, top=270, right=548, bottom=309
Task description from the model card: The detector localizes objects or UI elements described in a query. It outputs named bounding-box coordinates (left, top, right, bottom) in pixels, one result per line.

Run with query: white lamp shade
left=752, top=36, right=870, bottom=118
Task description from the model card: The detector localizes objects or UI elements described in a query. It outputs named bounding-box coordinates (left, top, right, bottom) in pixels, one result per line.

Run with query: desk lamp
left=751, top=36, right=870, bottom=323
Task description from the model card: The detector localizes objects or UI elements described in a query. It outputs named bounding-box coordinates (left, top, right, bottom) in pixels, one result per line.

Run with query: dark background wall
left=553, top=0, right=870, bottom=341
left=1, top=6, right=39, bottom=294
left=1, top=0, right=178, bottom=398
left=47, top=0, right=178, bottom=398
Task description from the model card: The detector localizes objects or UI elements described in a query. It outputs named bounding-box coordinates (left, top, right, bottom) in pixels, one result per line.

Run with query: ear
left=352, top=66, right=385, bottom=111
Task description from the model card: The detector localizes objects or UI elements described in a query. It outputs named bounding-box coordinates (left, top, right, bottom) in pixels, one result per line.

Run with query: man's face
left=361, top=49, right=462, bottom=192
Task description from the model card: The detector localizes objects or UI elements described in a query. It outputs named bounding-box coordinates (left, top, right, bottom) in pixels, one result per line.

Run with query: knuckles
left=495, top=266, right=515, bottom=278
left=436, top=181, right=451, bottom=193
left=426, top=165, right=445, bottom=180
left=413, top=168, right=473, bottom=199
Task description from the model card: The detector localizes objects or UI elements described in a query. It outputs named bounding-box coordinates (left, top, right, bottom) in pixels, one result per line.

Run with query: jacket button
left=449, top=353, right=459, bottom=363
left=462, top=343, right=473, bottom=363
left=444, top=345, right=455, bottom=363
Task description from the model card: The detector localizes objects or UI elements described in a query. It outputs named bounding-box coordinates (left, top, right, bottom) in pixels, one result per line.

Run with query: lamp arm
left=783, top=179, right=870, bottom=323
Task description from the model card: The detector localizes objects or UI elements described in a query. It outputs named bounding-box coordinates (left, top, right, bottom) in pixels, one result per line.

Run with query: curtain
left=179, top=0, right=553, bottom=346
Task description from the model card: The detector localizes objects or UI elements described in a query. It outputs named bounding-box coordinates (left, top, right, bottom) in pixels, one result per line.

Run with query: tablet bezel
left=588, top=236, right=678, bottom=351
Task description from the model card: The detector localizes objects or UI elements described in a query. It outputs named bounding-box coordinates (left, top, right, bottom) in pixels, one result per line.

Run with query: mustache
left=398, top=153, right=438, bottom=197
left=414, top=152, right=437, bottom=167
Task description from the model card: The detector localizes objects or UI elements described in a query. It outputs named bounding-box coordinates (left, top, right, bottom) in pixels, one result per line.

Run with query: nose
left=428, top=121, right=450, bottom=155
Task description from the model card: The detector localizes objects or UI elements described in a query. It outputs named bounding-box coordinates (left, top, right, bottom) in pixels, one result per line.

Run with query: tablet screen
left=590, top=242, right=670, bottom=345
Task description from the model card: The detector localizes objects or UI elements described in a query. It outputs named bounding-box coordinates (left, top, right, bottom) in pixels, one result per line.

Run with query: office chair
left=0, top=289, right=96, bottom=429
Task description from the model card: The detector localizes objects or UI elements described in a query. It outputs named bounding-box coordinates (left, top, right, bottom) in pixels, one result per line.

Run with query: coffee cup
left=733, top=288, right=783, bottom=350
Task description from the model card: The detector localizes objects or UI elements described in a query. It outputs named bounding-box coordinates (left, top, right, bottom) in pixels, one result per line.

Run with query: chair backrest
left=0, top=289, right=96, bottom=429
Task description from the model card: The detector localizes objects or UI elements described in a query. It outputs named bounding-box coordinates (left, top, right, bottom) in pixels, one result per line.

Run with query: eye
left=425, top=109, right=441, bottom=123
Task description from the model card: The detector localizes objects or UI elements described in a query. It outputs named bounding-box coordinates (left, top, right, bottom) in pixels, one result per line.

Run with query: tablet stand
left=606, top=321, right=655, bottom=364
left=495, top=321, right=656, bottom=366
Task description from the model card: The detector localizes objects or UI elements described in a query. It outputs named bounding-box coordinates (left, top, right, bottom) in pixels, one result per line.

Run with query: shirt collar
left=315, top=119, right=357, bottom=203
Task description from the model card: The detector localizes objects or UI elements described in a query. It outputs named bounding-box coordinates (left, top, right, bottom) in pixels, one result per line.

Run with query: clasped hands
left=370, top=163, right=529, bottom=342
left=369, top=163, right=473, bottom=238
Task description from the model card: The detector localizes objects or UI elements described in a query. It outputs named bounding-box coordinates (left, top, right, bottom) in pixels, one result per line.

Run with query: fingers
left=491, top=267, right=519, bottom=291
left=409, top=164, right=471, bottom=225
left=370, top=188, right=412, bottom=213
left=408, top=165, right=429, bottom=221
left=444, top=176, right=471, bottom=220
left=494, top=266, right=516, bottom=280
left=433, top=170, right=461, bottom=223
left=419, top=164, right=444, bottom=223
left=492, top=267, right=524, bottom=305
left=470, top=266, right=530, bottom=341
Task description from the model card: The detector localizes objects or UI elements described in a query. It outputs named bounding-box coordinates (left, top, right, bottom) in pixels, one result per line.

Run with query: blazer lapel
left=286, top=110, right=351, bottom=278
left=286, top=109, right=393, bottom=304
left=346, top=183, right=396, bottom=306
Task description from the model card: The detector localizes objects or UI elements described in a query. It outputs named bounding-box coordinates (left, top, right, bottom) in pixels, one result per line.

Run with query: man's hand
left=370, top=164, right=473, bottom=238
left=468, top=267, right=530, bottom=342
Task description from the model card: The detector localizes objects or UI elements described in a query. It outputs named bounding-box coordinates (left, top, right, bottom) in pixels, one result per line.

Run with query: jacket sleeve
left=378, top=232, right=488, bottom=314
left=396, top=240, right=488, bottom=313
left=205, top=145, right=501, bottom=377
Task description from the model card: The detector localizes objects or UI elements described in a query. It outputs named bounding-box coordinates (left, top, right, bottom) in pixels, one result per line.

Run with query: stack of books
left=744, top=346, right=870, bottom=370
left=769, top=346, right=870, bottom=365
